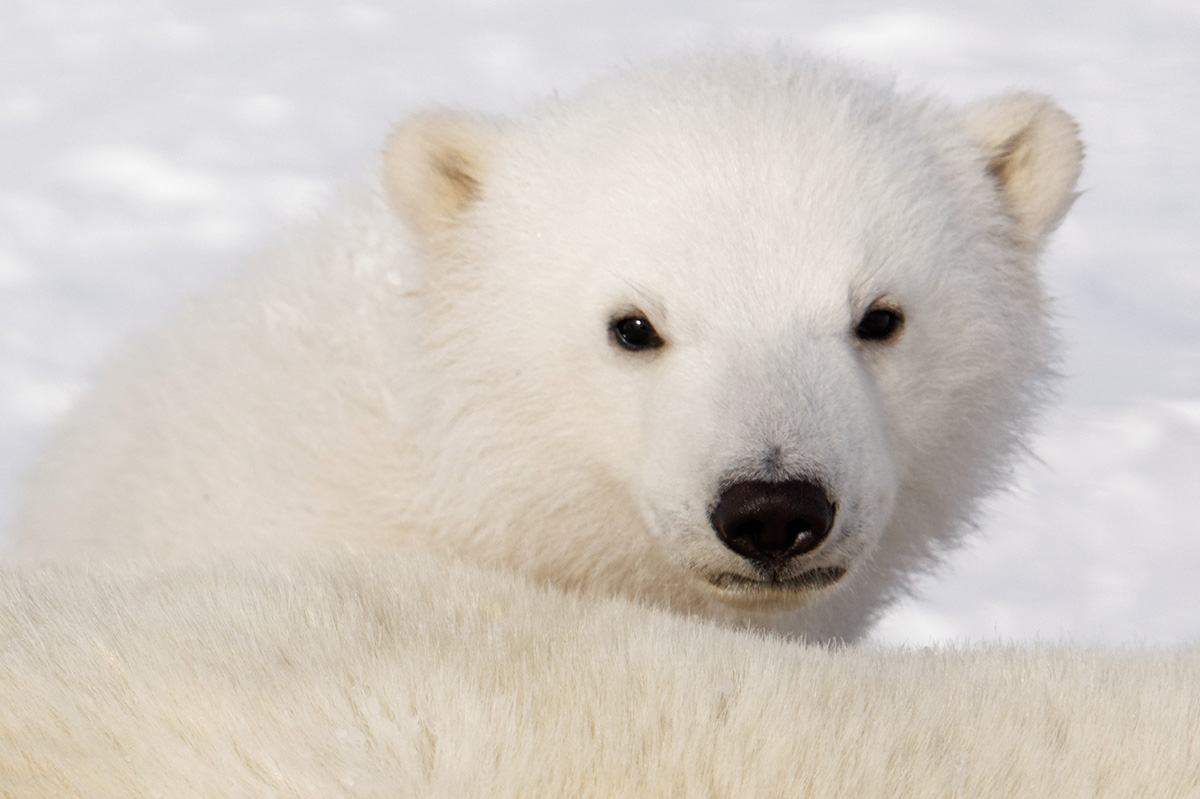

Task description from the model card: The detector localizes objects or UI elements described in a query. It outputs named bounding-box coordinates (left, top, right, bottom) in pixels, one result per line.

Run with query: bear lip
left=707, top=565, right=847, bottom=593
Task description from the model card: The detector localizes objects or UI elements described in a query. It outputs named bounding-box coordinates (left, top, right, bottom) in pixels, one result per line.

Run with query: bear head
left=380, top=54, right=1082, bottom=635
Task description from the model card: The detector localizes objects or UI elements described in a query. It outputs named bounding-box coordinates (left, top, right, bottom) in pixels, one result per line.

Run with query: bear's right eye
left=610, top=313, right=664, bottom=352
left=854, top=306, right=904, bottom=343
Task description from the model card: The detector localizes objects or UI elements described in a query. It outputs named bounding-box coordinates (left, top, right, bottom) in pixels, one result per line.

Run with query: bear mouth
left=707, top=565, right=847, bottom=593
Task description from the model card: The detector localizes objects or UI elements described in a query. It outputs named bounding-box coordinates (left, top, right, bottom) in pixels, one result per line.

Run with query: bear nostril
left=784, top=519, right=812, bottom=540
left=732, top=519, right=765, bottom=542
left=710, top=479, right=835, bottom=566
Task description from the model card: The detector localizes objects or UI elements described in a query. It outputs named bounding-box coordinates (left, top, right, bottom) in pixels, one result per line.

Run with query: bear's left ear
left=960, top=93, right=1084, bottom=248
left=382, top=110, right=500, bottom=246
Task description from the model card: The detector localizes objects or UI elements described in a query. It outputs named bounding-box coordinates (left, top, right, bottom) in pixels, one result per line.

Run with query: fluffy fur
left=0, top=549, right=1194, bottom=797
left=9, top=52, right=1084, bottom=640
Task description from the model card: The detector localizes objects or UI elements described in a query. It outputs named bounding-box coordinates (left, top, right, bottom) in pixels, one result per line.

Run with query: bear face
left=386, top=55, right=1081, bottom=622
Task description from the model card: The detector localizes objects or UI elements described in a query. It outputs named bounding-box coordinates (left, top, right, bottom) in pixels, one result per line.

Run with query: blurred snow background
left=1, top=0, right=1196, bottom=645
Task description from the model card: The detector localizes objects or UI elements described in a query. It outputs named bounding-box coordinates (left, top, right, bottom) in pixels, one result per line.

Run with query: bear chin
left=695, top=566, right=849, bottom=613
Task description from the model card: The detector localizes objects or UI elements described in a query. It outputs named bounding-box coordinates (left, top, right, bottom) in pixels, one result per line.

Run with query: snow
left=1, top=0, right=1197, bottom=645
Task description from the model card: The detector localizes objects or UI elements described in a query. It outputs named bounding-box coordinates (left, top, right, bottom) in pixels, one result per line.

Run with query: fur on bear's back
left=1, top=549, right=1194, bottom=797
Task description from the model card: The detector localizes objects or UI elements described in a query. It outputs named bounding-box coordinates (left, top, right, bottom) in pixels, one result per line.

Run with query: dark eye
left=610, top=313, right=664, bottom=352
left=855, top=307, right=903, bottom=342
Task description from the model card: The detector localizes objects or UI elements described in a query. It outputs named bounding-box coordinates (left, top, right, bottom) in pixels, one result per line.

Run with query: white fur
left=9, top=52, right=1083, bottom=641
left=0, top=550, right=1193, bottom=797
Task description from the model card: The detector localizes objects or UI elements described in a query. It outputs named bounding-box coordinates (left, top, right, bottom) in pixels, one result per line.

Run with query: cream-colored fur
left=10, top=52, right=1084, bottom=642
left=0, top=549, right=1193, bottom=797
left=960, top=92, right=1084, bottom=247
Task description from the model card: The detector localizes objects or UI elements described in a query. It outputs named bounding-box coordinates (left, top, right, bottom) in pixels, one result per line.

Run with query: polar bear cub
left=10, top=53, right=1083, bottom=641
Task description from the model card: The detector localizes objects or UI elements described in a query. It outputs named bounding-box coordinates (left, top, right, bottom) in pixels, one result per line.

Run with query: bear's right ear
left=382, top=110, right=499, bottom=244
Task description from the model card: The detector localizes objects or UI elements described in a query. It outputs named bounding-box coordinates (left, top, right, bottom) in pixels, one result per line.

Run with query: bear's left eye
left=610, top=313, right=664, bottom=352
left=855, top=306, right=904, bottom=343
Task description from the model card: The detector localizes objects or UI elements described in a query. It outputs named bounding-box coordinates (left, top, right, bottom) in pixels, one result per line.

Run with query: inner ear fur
left=383, top=110, right=498, bottom=243
left=961, top=93, right=1084, bottom=248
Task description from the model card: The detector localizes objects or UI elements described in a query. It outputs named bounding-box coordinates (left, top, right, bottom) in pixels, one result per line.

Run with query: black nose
left=710, top=480, right=836, bottom=565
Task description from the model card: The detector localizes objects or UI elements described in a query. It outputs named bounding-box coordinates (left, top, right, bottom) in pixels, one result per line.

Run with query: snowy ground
left=1, top=0, right=1197, bottom=645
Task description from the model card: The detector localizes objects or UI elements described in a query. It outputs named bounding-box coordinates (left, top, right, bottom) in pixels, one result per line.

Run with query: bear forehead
left=483, top=57, right=976, bottom=279
left=508, top=54, right=958, bottom=202
left=450, top=55, right=1002, bottom=335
